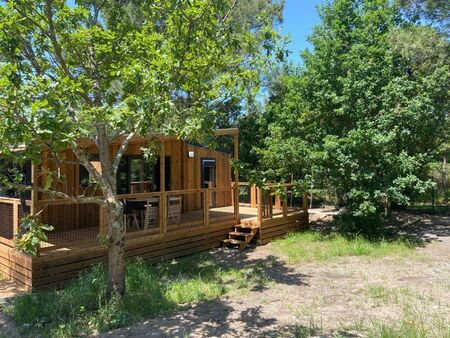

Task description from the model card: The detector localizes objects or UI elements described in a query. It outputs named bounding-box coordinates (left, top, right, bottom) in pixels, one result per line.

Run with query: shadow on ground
left=101, top=250, right=311, bottom=337
left=311, top=211, right=450, bottom=248
left=213, top=250, right=310, bottom=292
left=101, top=300, right=296, bottom=337
left=396, top=214, right=450, bottom=246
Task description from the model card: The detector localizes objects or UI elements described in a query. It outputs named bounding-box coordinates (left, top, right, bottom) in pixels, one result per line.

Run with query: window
left=129, top=157, right=156, bottom=193
left=117, top=155, right=170, bottom=195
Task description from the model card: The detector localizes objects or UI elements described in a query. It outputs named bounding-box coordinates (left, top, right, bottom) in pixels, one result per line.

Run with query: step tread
left=235, top=223, right=260, bottom=230
left=223, top=238, right=247, bottom=245
left=229, top=231, right=254, bottom=237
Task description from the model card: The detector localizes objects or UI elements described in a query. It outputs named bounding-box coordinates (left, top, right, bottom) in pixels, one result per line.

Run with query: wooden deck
left=0, top=184, right=309, bottom=289
left=39, top=205, right=304, bottom=249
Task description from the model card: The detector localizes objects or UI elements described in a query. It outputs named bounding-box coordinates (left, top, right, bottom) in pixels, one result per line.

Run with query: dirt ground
left=101, top=213, right=450, bottom=338
left=0, top=277, right=26, bottom=336
left=1, top=212, right=449, bottom=337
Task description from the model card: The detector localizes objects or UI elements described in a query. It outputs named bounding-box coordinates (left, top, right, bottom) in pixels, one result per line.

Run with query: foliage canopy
left=0, top=0, right=283, bottom=295
left=256, top=0, right=449, bottom=217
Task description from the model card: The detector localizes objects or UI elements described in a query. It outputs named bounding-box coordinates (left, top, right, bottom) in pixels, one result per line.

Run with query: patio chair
left=143, top=198, right=159, bottom=229
left=168, top=196, right=182, bottom=224
left=122, top=200, right=139, bottom=231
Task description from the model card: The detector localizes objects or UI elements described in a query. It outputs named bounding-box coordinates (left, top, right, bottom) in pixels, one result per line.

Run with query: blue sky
left=281, top=0, right=327, bottom=64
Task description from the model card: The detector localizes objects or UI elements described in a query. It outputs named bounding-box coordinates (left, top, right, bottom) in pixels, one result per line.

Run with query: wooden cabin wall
left=183, top=143, right=232, bottom=212
left=36, top=139, right=232, bottom=212
left=36, top=149, right=79, bottom=200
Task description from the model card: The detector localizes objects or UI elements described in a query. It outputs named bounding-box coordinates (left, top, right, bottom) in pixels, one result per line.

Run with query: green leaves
left=257, top=0, right=449, bottom=218
left=0, top=0, right=282, bottom=185
left=15, top=216, right=54, bottom=257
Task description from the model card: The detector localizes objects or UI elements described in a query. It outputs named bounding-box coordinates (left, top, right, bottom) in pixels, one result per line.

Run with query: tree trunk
left=105, top=199, right=126, bottom=298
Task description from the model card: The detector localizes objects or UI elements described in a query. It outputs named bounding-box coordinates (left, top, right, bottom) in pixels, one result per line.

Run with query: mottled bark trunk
left=96, top=122, right=126, bottom=298
left=105, top=199, right=126, bottom=298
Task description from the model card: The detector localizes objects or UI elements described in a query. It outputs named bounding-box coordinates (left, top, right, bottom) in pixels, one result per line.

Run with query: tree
left=0, top=0, right=281, bottom=296
left=258, top=0, right=449, bottom=220
left=396, top=0, right=449, bottom=34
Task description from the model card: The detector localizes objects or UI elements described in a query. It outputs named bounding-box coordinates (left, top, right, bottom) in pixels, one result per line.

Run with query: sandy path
left=101, top=214, right=450, bottom=338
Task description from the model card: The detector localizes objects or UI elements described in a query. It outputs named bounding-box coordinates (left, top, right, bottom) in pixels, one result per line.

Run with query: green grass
left=286, top=306, right=450, bottom=338
left=5, top=252, right=267, bottom=337
left=366, top=284, right=415, bottom=305
left=367, top=310, right=450, bottom=338
left=272, top=231, right=416, bottom=264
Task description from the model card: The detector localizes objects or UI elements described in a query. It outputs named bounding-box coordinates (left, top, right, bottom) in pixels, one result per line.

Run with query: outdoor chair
left=168, top=196, right=182, bottom=224
left=122, top=200, right=139, bottom=231
left=143, top=198, right=159, bottom=229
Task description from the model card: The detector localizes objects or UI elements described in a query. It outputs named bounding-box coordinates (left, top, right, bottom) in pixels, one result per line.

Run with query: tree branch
left=70, top=143, right=107, bottom=192
left=2, top=181, right=104, bottom=205
left=112, top=118, right=145, bottom=177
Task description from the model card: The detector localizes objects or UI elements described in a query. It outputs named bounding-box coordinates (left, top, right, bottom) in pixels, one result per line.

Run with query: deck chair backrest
left=143, top=199, right=159, bottom=229
left=168, top=196, right=182, bottom=224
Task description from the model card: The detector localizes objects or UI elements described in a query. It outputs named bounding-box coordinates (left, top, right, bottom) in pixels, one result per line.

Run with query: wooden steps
left=222, top=223, right=260, bottom=251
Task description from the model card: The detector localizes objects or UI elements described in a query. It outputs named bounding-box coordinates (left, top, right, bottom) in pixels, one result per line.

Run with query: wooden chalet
left=0, top=128, right=309, bottom=289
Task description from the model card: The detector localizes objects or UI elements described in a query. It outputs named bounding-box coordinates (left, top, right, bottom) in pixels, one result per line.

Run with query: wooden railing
left=0, top=197, right=31, bottom=247
left=31, top=186, right=237, bottom=248
left=120, top=187, right=236, bottom=236
left=237, top=182, right=308, bottom=224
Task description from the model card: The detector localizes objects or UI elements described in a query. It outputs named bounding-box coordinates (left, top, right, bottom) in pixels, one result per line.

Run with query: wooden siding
left=0, top=245, right=33, bottom=288
left=183, top=143, right=232, bottom=211
left=259, top=211, right=309, bottom=245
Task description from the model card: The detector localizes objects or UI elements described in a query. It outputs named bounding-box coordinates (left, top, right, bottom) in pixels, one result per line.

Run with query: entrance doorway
left=201, top=159, right=216, bottom=207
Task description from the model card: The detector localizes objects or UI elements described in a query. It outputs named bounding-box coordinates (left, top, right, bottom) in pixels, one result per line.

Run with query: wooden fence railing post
left=275, top=194, right=282, bottom=210
left=250, top=184, right=257, bottom=208
left=302, top=192, right=308, bottom=212
left=13, top=200, right=19, bottom=239
left=257, top=187, right=262, bottom=223
left=160, top=193, right=167, bottom=234
left=203, top=190, right=210, bottom=227
left=99, top=204, right=105, bottom=235
left=267, top=189, right=273, bottom=219
left=283, top=188, right=288, bottom=219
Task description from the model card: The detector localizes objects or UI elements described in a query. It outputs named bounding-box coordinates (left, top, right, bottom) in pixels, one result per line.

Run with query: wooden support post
left=99, top=204, right=105, bottom=235
left=302, top=192, right=308, bottom=212
left=160, top=141, right=167, bottom=234
left=257, top=187, right=262, bottom=223
left=283, top=189, right=288, bottom=219
left=203, top=191, right=210, bottom=227
left=250, top=184, right=257, bottom=208
left=275, top=195, right=282, bottom=210
left=13, top=200, right=19, bottom=238
left=269, top=190, right=273, bottom=218
left=231, top=186, right=234, bottom=205
left=233, top=133, right=240, bottom=222
left=30, top=163, right=39, bottom=216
